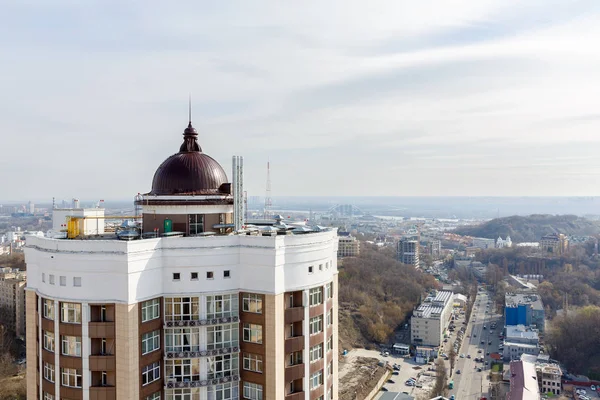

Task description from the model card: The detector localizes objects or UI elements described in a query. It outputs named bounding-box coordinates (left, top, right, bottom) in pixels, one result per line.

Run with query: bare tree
left=448, top=346, right=457, bottom=376
left=430, top=359, right=448, bottom=397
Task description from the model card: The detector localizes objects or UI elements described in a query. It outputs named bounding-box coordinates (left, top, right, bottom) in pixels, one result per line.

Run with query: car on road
left=591, top=385, right=597, bottom=391
left=467, top=354, right=471, bottom=359
left=393, top=371, right=399, bottom=375
left=381, top=387, right=389, bottom=392
left=460, top=354, right=465, bottom=358
left=481, top=340, right=485, bottom=344
left=478, top=367, right=482, bottom=372
left=388, top=379, right=395, bottom=384
left=456, top=370, right=461, bottom=374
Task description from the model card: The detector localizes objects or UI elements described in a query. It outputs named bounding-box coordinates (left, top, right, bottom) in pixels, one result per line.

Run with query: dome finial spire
left=188, top=93, right=192, bottom=126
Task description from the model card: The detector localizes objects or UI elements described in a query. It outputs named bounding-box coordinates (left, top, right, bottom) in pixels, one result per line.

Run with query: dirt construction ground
left=339, top=349, right=389, bottom=400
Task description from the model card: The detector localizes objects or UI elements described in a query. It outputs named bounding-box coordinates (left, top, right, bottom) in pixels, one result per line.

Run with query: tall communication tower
left=264, top=161, right=273, bottom=219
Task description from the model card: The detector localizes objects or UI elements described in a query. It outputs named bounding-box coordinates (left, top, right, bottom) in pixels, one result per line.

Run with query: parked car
left=467, top=354, right=471, bottom=359
left=388, top=379, right=395, bottom=384
left=456, top=370, right=461, bottom=374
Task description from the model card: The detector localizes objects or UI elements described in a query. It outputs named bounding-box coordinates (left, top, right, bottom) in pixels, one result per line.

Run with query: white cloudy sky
left=1, top=0, right=600, bottom=201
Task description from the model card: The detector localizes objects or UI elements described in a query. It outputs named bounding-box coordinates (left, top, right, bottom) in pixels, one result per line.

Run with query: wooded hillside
left=338, top=244, right=438, bottom=348
left=454, top=214, right=600, bottom=242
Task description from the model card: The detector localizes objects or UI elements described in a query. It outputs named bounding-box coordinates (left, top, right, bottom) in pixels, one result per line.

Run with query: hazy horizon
left=2, top=1, right=600, bottom=199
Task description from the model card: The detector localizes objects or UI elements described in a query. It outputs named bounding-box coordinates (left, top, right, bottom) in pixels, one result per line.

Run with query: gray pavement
left=448, top=289, right=503, bottom=400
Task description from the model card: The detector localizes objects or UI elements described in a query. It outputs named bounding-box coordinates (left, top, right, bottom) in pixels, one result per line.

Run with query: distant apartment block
left=505, top=292, right=545, bottom=332
left=537, top=361, right=562, bottom=395
left=397, top=237, right=420, bottom=267
left=338, top=233, right=360, bottom=258
left=503, top=325, right=540, bottom=361
left=427, top=240, right=441, bottom=259
left=410, top=290, right=453, bottom=347
left=539, top=233, right=568, bottom=255
left=0, top=267, right=27, bottom=338
left=471, top=237, right=496, bottom=249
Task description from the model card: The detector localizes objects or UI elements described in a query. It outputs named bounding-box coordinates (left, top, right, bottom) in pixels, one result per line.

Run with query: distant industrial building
left=471, top=237, right=496, bottom=249
left=539, top=233, right=568, bottom=255
left=0, top=267, right=27, bottom=338
left=410, top=290, right=454, bottom=347
left=506, top=358, right=540, bottom=400
left=338, top=232, right=360, bottom=257
left=505, top=292, right=545, bottom=332
left=397, top=236, right=420, bottom=267
left=503, top=325, right=540, bottom=361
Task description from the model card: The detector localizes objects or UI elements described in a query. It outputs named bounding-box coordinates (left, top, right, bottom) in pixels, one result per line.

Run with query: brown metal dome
left=150, top=121, right=228, bottom=195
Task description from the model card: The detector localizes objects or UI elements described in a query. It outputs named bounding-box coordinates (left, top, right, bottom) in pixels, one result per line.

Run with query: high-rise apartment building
left=25, top=120, right=339, bottom=400
left=0, top=267, right=27, bottom=338
left=397, top=237, right=419, bottom=267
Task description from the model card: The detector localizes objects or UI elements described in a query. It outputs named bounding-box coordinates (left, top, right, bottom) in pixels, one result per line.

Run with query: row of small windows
left=41, top=273, right=81, bottom=287
left=308, top=260, right=332, bottom=274
left=173, top=270, right=231, bottom=281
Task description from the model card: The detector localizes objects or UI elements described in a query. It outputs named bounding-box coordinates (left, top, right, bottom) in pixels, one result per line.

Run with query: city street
left=448, top=289, right=503, bottom=400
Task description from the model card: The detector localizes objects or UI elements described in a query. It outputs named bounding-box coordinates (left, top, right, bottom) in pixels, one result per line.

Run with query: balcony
left=285, top=364, right=305, bottom=381
left=285, top=307, right=304, bottom=324
left=90, top=386, right=116, bottom=400
left=164, top=315, right=239, bottom=328
left=88, top=322, right=115, bottom=338
left=165, top=345, right=239, bottom=359
left=285, top=392, right=305, bottom=400
left=89, top=355, right=116, bottom=371
left=285, top=336, right=304, bottom=353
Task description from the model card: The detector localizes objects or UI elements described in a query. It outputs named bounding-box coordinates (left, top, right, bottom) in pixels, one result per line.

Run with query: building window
left=141, top=298, right=160, bottom=322
left=243, top=353, right=263, bottom=373
left=43, top=362, right=55, bottom=382
left=208, top=382, right=238, bottom=400
left=165, top=297, right=199, bottom=321
left=73, top=277, right=82, bottom=287
left=42, top=273, right=45, bottom=283
left=145, top=393, right=161, bottom=400
left=327, top=308, right=333, bottom=326
left=49, top=274, right=55, bottom=285
left=289, top=351, right=303, bottom=366
left=325, top=282, right=333, bottom=299
left=44, top=392, right=54, bottom=400
left=60, top=302, right=81, bottom=324
left=309, top=287, right=323, bottom=306
left=206, top=294, right=238, bottom=319
left=327, top=361, right=333, bottom=376
left=173, top=273, right=181, bottom=281
left=242, top=293, right=263, bottom=314
left=327, top=335, right=333, bottom=352
left=61, top=368, right=82, bottom=388
left=310, top=370, right=323, bottom=390
left=43, top=331, right=55, bottom=352
left=191, top=272, right=198, bottom=280
left=308, top=266, right=313, bottom=274
left=310, top=316, right=323, bottom=335
left=60, top=276, right=66, bottom=286
left=165, top=359, right=200, bottom=382
left=165, top=327, right=200, bottom=352
left=61, top=336, right=82, bottom=357
left=243, top=323, right=263, bottom=344
left=224, top=270, right=231, bottom=278
left=207, top=354, right=238, bottom=380
left=207, top=271, right=214, bottom=279
left=206, top=324, right=238, bottom=350
left=142, top=330, right=161, bottom=355
left=189, top=214, right=204, bottom=235
left=310, top=343, right=324, bottom=362
left=319, top=264, right=323, bottom=271
left=243, top=382, right=263, bottom=400
left=142, top=361, right=161, bottom=386
left=43, top=299, right=54, bottom=320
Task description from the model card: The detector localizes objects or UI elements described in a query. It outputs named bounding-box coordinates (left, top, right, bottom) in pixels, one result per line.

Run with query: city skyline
left=2, top=1, right=600, bottom=199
